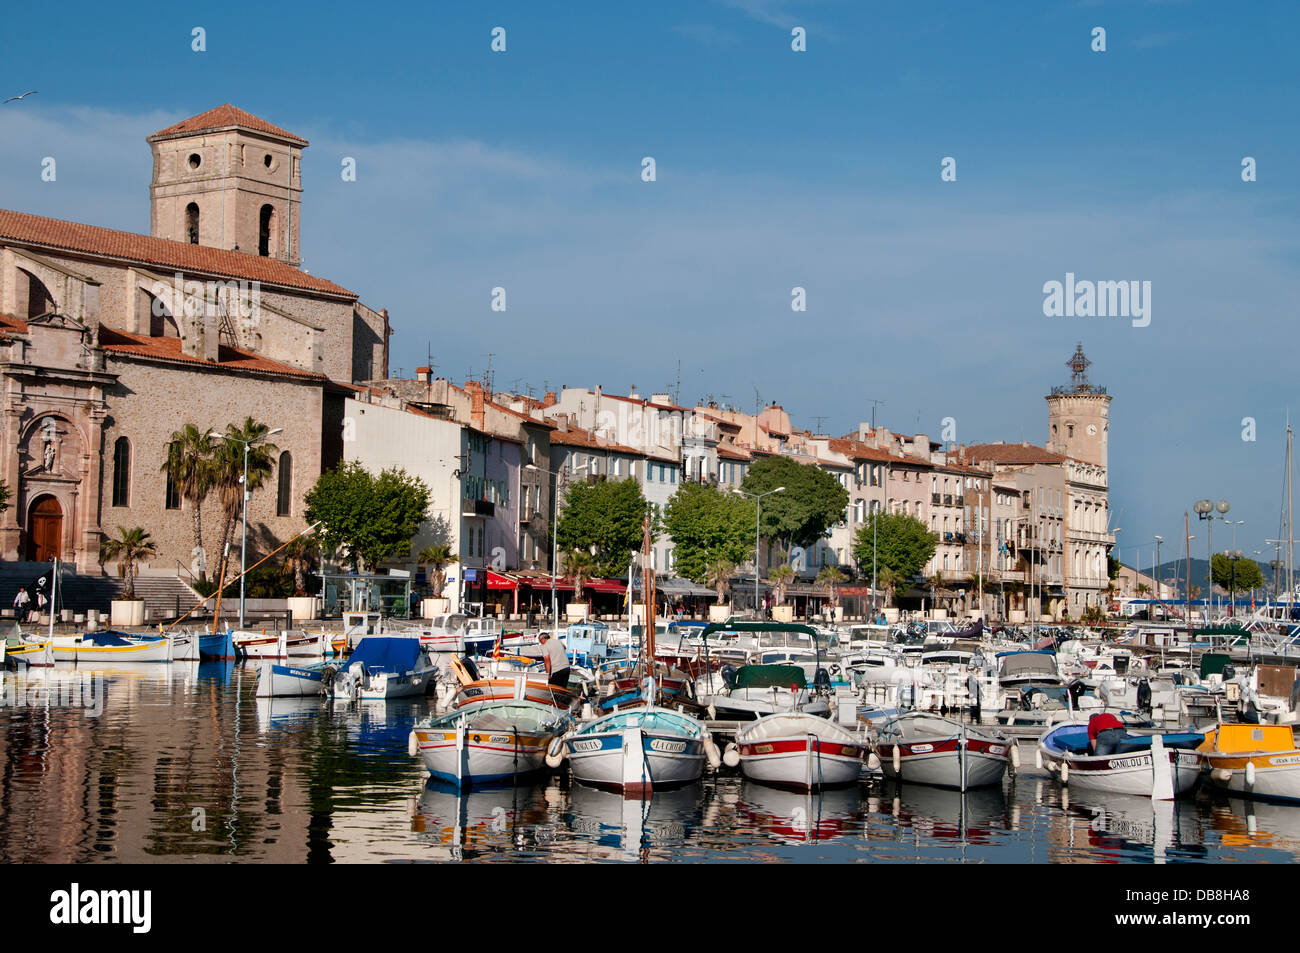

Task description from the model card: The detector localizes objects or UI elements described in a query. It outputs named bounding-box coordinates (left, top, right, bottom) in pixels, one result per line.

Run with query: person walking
left=539, top=632, right=571, bottom=688
left=13, top=587, right=30, bottom=620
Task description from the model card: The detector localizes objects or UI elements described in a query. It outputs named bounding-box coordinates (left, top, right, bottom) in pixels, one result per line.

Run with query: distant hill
left=1121, top=556, right=1288, bottom=597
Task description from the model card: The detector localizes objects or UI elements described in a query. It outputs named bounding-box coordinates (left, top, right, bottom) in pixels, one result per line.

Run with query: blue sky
left=1, top=0, right=1298, bottom=570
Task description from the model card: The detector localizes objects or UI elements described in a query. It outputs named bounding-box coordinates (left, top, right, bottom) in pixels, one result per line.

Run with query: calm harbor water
left=1, top=661, right=1297, bottom=864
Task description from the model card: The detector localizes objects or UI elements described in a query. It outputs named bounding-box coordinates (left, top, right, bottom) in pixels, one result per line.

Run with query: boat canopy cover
left=997, top=651, right=1059, bottom=677
left=1198, top=652, right=1233, bottom=679
left=350, top=637, right=422, bottom=673
left=85, top=632, right=135, bottom=647
left=733, top=664, right=808, bottom=690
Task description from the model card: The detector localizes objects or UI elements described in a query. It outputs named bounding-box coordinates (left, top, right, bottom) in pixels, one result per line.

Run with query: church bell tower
left=1045, top=343, right=1111, bottom=469
left=147, top=104, right=307, bottom=266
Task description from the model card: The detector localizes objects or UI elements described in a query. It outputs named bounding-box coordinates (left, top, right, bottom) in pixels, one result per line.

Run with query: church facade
left=0, top=105, right=390, bottom=575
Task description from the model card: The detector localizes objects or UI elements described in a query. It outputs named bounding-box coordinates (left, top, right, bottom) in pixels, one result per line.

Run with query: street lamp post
left=736, top=487, right=785, bottom=615
left=217, top=427, right=283, bottom=628
left=1226, top=549, right=1243, bottom=618
left=525, top=461, right=589, bottom=629
left=1153, top=535, right=1163, bottom=612
left=1193, top=499, right=1230, bottom=622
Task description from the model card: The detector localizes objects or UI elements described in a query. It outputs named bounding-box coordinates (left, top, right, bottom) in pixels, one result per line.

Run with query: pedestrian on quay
left=539, top=632, right=571, bottom=688
left=13, top=587, right=30, bottom=619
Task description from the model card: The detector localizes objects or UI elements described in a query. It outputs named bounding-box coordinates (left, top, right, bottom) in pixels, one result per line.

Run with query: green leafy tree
left=1107, top=552, right=1122, bottom=580
left=1211, top=553, right=1265, bottom=597
left=740, top=456, right=849, bottom=553
left=161, top=423, right=215, bottom=582
left=877, top=566, right=904, bottom=608
left=662, top=482, right=755, bottom=584
left=852, top=512, right=937, bottom=582
left=417, top=543, right=459, bottom=598
left=555, top=478, right=649, bottom=577
left=99, top=526, right=157, bottom=601
left=211, top=418, right=278, bottom=564
left=768, top=564, right=795, bottom=605
left=305, top=463, right=430, bottom=571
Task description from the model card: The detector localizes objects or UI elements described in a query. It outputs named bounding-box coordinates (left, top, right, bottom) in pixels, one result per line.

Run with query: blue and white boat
left=554, top=697, right=719, bottom=795
left=199, top=629, right=238, bottom=660
left=564, top=621, right=627, bottom=667
left=330, top=637, right=435, bottom=700
left=256, top=659, right=329, bottom=698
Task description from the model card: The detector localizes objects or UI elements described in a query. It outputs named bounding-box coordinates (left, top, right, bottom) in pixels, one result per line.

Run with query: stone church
left=0, top=104, right=391, bottom=576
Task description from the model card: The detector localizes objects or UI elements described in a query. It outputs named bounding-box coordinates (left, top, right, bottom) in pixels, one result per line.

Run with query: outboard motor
left=1068, top=679, right=1087, bottom=707
left=1222, top=664, right=1236, bottom=681
left=1242, top=699, right=1261, bottom=724
left=1136, top=678, right=1153, bottom=712
left=813, top=667, right=832, bottom=694
left=719, top=664, right=737, bottom=690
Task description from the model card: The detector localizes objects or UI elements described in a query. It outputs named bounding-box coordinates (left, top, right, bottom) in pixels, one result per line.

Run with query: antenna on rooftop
left=812, top=415, right=829, bottom=435
left=866, top=398, right=886, bottom=431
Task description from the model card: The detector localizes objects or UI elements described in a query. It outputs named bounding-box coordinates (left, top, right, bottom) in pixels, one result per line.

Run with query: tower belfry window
left=259, top=204, right=275, bottom=257
left=186, top=203, right=199, bottom=244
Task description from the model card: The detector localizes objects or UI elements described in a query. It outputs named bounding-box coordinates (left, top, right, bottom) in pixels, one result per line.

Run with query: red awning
left=523, top=577, right=573, bottom=591
left=486, top=571, right=518, bottom=590
left=587, top=579, right=628, bottom=594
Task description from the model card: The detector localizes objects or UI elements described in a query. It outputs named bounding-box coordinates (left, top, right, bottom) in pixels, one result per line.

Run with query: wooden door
left=28, top=496, right=62, bottom=562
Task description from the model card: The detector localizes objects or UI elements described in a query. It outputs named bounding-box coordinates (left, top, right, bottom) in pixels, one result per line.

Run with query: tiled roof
left=149, top=104, right=308, bottom=145
left=0, top=208, right=354, bottom=297
left=0, top=313, right=29, bottom=339
left=600, top=391, right=692, bottom=413
left=717, top=445, right=751, bottom=461
left=825, top=437, right=902, bottom=463
left=550, top=426, right=639, bottom=455
left=448, top=382, right=555, bottom=427
left=960, top=443, right=1067, bottom=465
left=98, top=325, right=326, bottom=382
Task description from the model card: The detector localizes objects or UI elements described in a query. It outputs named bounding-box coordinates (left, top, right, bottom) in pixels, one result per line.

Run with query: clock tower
left=1045, top=343, right=1110, bottom=468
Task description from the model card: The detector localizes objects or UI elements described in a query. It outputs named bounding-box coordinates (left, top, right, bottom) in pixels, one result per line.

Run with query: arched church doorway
left=27, top=495, right=62, bottom=562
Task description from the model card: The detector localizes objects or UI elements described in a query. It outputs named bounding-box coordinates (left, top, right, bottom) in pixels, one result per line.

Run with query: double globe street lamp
left=1193, top=499, right=1230, bottom=621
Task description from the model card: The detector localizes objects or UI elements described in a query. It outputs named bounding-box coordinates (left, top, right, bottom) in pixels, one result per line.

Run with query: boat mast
left=1288, top=421, right=1294, bottom=606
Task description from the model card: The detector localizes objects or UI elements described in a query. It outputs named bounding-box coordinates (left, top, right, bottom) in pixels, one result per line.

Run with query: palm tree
left=417, top=543, right=458, bottom=597
left=815, top=565, right=845, bottom=606
left=877, top=567, right=904, bottom=609
left=564, top=548, right=600, bottom=602
left=211, top=418, right=278, bottom=564
left=99, top=527, right=157, bottom=601
left=705, top=556, right=735, bottom=604
left=929, top=571, right=947, bottom=613
left=768, top=564, right=795, bottom=605
left=281, top=535, right=315, bottom=596
left=161, top=424, right=214, bottom=582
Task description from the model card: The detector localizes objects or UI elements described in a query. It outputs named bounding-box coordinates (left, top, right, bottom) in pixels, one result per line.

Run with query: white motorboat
left=554, top=703, right=719, bottom=795
left=420, top=614, right=500, bottom=655
left=1037, top=719, right=1203, bottom=799
left=232, top=630, right=288, bottom=659
left=411, top=701, right=573, bottom=788
left=6, top=636, right=54, bottom=667
left=330, top=637, right=435, bottom=700
left=874, top=712, right=1011, bottom=790
left=725, top=712, right=867, bottom=790
left=701, top=663, right=829, bottom=721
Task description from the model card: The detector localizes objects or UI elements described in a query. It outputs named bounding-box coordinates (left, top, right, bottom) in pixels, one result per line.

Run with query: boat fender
left=545, top=737, right=568, bottom=769
left=1059, top=760, right=1069, bottom=784
left=704, top=736, right=722, bottom=770
left=1245, top=761, right=1256, bottom=788
left=891, top=745, right=901, bottom=773
left=1010, top=744, right=1021, bottom=770
left=1211, top=767, right=1234, bottom=783
left=408, top=731, right=419, bottom=758
left=723, top=743, right=741, bottom=769
left=707, top=703, right=717, bottom=721
left=866, top=752, right=881, bottom=771
left=1034, top=748, right=1043, bottom=770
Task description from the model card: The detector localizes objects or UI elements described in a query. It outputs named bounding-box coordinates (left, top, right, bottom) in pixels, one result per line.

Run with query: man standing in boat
left=539, top=632, right=571, bottom=688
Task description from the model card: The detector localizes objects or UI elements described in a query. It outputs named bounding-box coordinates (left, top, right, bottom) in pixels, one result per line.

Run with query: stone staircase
left=0, top=563, right=204, bottom=623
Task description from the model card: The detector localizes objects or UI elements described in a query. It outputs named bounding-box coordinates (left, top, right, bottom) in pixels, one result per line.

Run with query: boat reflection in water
left=1058, top=791, right=1208, bottom=863
left=885, top=783, right=1009, bottom=853
left=1203, top=791, right=1300, bottom=860
left=565, top=783, right=701, bottom=861
left=412, top=781, right=555, bottom=861
left=737, top=781, right=862, bottom=845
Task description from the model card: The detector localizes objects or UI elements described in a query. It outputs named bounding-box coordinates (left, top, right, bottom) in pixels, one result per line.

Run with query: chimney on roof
left=465, top=380, right=486, bottom=430
left=543, top=391, right=557, bottom=407
left=912, top=434, right=931, bottom=463
left=416, top=366, right=431, bottom=383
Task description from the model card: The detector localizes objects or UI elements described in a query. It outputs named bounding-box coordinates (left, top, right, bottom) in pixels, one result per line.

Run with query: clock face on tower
left=1086, top=425, right=1097, bottom=436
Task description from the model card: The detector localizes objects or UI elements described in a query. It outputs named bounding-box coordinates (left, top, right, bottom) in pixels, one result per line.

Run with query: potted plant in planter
left=768, top=564, right=795, bottom=622
left=706, top=556, right=735, bottom=622
left=100, top=526, right=156, bottom=627
left=417, top=543, right=457, bottom=617
left=564, top=548, right=598, bottom=621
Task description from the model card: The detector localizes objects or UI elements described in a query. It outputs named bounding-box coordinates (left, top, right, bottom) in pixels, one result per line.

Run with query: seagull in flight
left=4, top=91, right=37, bottom=103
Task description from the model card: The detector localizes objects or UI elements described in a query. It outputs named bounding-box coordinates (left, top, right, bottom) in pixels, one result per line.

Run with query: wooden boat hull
left=1039, top=724, right=1202, bottom=798
left=5, top=640, right=54, bottom=667
left=736, top=717, right=866, bottom=790
left=415, top=725, right=554, bottom=787
left=1201, top=725, right=1300, bottom=802
left=199, top=631, right=238, bottom=660
left=255, top=661, right=326, bottom=698
left=50, top=636, right=172, bottom=663
left=565, top=709, right=709, bottom=794
left=874, top=714, right=1010, bottom=790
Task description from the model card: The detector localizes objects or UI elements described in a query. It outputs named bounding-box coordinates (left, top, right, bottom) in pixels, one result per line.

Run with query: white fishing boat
left=1037, top=718, right=1203, bottom=799
left=410, top=701, right=573, bottom=788
left=874, top=712, right=1011, bottom=790
left=555, top=703, right=718, bottom=795
left=256, top=659, right=329, bottom=698
left=447, top=655, right=582, bottom=711
left=6, top=636, right=54, bottom=667
left=420, top=614, right=500, bottom=655
left=232, top=629, right=290, bottom=659
left=725, top=712, right=867, bottom=790
left=1200, top=723, right=1300, bottom=802
left=330, top=637, right=435, bottom=700
left=47, top=631, right=173, bottom=663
